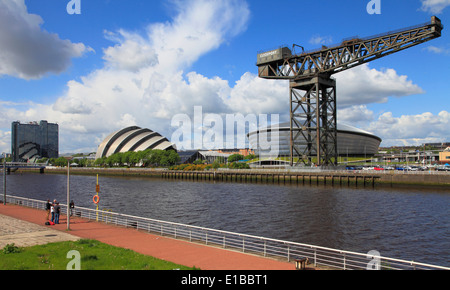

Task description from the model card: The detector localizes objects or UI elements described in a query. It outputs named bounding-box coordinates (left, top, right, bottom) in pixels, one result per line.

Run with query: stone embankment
left=11, top=166, right=450, bottom=188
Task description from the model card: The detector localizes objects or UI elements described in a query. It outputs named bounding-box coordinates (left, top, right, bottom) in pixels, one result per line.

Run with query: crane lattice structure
left=257, top=16, right=443, bottom=167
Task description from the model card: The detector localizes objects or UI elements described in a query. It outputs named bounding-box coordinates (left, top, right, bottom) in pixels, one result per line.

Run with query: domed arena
left=247, top=122, right=382, bottom=157
left=95, top=126, right=176, bottom=159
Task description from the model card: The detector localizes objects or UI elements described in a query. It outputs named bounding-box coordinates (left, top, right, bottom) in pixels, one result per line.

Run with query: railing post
left=314, top=248, right=317, bottom=266
left=287, top=245, right=290, bottom=262
left=343, top=253, right=346, bottom=270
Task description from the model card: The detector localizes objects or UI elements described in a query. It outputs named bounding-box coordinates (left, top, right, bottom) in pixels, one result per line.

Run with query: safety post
left=93, top=174, right=100, bottom=221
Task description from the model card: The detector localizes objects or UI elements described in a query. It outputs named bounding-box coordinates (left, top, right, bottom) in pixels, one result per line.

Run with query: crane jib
left=257, top=16, right=443, bottom=80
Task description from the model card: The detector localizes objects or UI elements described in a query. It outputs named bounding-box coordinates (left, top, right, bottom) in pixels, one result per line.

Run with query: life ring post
left=94, top=174, right=100, bottom=221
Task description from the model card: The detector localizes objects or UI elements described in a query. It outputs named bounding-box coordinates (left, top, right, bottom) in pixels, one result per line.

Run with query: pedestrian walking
left=54, top=202, right=60, bottom=224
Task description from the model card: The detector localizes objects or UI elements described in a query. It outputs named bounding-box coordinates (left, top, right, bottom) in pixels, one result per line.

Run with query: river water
left=2, top=172, right=449, bottom=267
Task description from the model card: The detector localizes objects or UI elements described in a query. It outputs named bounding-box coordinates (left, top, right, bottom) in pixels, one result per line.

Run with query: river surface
left=2, top=172, right=449, bottom=267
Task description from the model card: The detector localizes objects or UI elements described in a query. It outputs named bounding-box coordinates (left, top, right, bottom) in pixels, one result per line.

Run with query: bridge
left=2, top=162, right=47, bottom=174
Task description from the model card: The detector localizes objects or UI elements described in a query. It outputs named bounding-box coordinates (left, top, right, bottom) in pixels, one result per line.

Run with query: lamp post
left=64, top=157, right=73, bottom=230
left=2, top=153, right=5, bottom=205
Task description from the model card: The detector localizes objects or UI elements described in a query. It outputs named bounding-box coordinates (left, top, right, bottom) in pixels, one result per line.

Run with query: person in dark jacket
left=45, top=200, right=51, bottom=221
left=54, top=202, right=61, bottom=224
left=70, top=200, right=75, bottom=216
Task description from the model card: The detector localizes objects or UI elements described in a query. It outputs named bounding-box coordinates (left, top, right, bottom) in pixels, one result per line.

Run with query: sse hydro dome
left=248, top=122, right=382, bottom=158
left=96, top=126, right=176, bottom=159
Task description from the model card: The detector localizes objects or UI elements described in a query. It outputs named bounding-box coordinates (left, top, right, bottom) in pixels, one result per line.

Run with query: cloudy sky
left=0, top=0, right=449, bottom=154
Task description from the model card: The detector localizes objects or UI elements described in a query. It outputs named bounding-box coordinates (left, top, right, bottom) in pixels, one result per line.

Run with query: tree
left=228, top=154, right=244, bottom=163
left=121, top=151, right=134, bottom=166
left=95, top=157, right=106, bottom=167
left=52, top=157, right=69, bottom=167
left=246, top=154, right=257, bottom=160
left=167, top=150, right=180, bottom=165
left=95, top=149, right=180, bottom=168
left=159, top=155, right=170, bottom=166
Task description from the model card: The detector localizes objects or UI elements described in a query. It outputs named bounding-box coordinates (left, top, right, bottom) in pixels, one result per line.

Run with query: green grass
left=0, top=239, right=198, bottom=270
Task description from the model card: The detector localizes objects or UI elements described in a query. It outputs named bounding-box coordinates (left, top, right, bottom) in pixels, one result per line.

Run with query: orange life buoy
left=93, top=195, right=100, bottom=204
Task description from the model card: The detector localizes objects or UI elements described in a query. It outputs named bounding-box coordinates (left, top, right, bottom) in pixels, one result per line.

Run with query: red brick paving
left=0, top=203, right=295, bottom=270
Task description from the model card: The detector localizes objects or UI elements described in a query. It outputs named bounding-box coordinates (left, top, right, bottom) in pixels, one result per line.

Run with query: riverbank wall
left=10, top=167, right=450, bottom=188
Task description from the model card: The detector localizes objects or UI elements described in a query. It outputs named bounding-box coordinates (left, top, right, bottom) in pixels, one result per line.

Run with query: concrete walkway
left=0, top=204, right=298, bottom=270
left=0, top=214, right=79, bottom=248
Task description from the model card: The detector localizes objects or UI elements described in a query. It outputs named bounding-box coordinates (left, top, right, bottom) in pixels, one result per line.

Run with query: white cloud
left=0, top=0, right=91, bottom=79
left=103, top=30, right=159, bottom=72
left=0, top=0, right=251, bottom=153
left=338, top=105, right=374, bottom=126
left=103, top=0, right=249, bottom=74
left=424, top=45, right=450, bottom=55
left=309, top=35, right=333, bottom=46
left=225, top=72, right=288, bottom=116
left=367, top=111, right=450, bottom=146
left=0, top=130, right=10, bottom=153
left=420, top=0, right=450, bottom=14
left=335, top=64, right=424, bottom=107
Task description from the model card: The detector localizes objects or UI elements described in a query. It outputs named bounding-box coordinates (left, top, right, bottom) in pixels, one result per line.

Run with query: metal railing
left=4, top=195, right=449, bottom=270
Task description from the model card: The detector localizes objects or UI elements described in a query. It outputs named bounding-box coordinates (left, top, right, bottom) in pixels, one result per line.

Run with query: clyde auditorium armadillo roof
left=95, top=126, right=176, bottom=159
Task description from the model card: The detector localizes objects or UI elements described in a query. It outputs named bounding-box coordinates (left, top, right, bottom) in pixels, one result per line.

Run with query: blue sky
left=0, top=0, right=449, bottom=154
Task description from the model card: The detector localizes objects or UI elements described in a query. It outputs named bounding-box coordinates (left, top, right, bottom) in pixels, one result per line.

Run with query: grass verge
left=0, top=239, right=198, bottom=270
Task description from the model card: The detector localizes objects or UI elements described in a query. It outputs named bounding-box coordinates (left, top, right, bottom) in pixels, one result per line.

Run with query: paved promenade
left=0, top=203, right=297, bottom=270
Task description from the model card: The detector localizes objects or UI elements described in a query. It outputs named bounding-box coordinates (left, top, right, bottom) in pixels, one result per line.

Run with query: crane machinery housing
left=257, top=16, right=443, bottom=167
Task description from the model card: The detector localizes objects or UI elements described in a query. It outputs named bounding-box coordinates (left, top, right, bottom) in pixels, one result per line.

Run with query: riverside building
left=11, top=120, right=59, bottom=162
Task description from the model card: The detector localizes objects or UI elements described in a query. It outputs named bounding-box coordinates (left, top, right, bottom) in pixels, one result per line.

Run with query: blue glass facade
left=11, top=121, right=59, bottom=162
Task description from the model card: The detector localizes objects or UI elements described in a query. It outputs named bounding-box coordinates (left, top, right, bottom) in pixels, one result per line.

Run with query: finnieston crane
left=257, top=16, right=443, bottom=167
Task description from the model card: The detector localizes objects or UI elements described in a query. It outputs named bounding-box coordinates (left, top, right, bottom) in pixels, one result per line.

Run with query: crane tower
left=257, top=16, right=443, bottom=167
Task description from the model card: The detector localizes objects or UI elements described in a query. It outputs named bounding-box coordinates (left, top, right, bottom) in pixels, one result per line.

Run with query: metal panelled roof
left=95, top=126, right=176, bottom=159
left=248, top=122, right=382, bottom=156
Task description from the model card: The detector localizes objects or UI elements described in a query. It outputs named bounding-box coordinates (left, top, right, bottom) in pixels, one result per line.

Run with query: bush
left=2, top=243, right=22, bottom=254
left=228, top=154, right=244, bottom=163
left=169, top=164, right=209, bottom=171
left=212, top=160, right=223, bottom=169
left=246, top=154, right=257, bottom=161
left=228, top=162, right=250, bottom=169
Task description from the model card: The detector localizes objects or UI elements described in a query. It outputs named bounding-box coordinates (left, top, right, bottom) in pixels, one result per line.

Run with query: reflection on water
left=2, top=173, right=449, bottom=266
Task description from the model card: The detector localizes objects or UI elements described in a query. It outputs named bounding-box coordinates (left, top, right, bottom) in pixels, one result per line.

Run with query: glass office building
left=11, top=121, right=59, bottom=162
